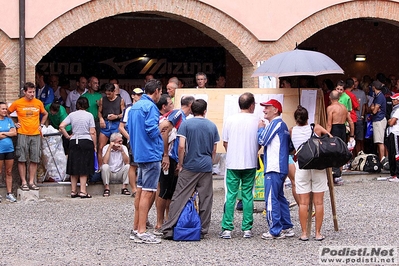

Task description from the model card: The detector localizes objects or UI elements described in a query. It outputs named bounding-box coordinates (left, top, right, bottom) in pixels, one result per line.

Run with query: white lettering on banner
left=38, top=63, right=83, bottom=75
left=38, top=58, right=213, bottom=76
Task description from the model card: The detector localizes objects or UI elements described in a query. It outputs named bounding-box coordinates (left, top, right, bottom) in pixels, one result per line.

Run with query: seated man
left=101, top=132, right=130, bottom=197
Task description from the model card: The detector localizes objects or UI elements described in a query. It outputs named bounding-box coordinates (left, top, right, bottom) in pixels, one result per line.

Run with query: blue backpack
left=173, top=192, right=201, bottom=241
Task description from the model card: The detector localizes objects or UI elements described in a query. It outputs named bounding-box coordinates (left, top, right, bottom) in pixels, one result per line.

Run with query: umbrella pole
left=327, top=168, right=339, bottom=231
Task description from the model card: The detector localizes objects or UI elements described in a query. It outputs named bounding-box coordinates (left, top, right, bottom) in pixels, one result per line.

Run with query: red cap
left=260, top=99, right=282, bottom=113
left=391, top=93, right=399, bottom=100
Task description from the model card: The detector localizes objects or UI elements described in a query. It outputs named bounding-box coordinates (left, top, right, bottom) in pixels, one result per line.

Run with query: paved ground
left=0, top=177, right=398, bottom=266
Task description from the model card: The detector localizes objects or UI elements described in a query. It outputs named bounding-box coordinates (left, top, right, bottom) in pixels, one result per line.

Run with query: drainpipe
left=19, top=0, right=26, bottom=95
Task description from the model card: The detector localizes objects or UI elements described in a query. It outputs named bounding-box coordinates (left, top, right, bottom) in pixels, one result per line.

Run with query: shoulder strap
left=310, top=123, right=315, bottom=137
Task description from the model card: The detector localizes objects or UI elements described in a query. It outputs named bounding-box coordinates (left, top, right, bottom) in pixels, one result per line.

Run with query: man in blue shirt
left=35, top=69, right=54, bottom=106
left=162, top=99, right=220, bottom=240
left=128, top=79, right=163, bottom=244
left=258, top=99, right=294, bottom=240
left=370, top=80, right=388, bottom=163
left=154, top=95, right=194, bottom=234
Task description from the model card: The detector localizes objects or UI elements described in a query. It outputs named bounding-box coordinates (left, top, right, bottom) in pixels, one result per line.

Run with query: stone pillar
left=242, top=65, right=258, bottom=88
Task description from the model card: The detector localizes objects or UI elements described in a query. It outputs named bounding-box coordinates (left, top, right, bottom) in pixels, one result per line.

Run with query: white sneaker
left=153, top=228, right=163, bottom=237
left=243, top=230, right=253, bottom=238
left=135, top=232, right=161, bottom=244
left=6, top=194, right=16, bottom=203
left=261, top=231, right=285, bottom=240
left=129, top=230, right=138, bottom=240
left=219, top=230, right=232, bottom=239
left=282, top=227, right=295, bottom=237
left=389, top=177, right=399, bottom=183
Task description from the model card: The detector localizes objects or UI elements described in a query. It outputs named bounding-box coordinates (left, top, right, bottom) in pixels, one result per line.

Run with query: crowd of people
left=281, top=74, right=399, bottom=184
left=2, top=69, right=398, bottom=245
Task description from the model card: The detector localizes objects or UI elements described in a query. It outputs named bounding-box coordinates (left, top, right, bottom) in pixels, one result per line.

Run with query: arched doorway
left=26, top=0, right=265, bottom=88
left=36, top=13, right=244, bottom=90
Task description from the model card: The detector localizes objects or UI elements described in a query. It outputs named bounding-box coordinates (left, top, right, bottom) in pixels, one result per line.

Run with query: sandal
left=71, top=191, right=79, bottom=198
left=20, top=184, right=29, bottom=191
left=79, top=192, right=92, bottom=198
left=121, top=188, right=131, bottom=195
left=103, top=189, right=110, bottom=197
left=131, top=191, right=137, bottom=198
left=29, top=183, right=40, bottom=190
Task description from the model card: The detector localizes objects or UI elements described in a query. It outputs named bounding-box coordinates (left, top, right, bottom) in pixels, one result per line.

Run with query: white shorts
left=294, top=162, right=328, bottom=194
left=373, top=118, right=387, bottom=144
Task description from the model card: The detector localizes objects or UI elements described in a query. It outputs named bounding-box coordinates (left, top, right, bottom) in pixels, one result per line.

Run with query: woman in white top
left=290, top=106, right=331, bottom=241
left=60, top=97, right=96, bottom=198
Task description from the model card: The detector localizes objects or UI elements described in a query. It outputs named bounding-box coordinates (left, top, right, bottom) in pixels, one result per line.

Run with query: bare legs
left=70, top=175, right=89, bottom=196
left=97, top=133, right=108, bottom=168
left=134, top=189, right=155, bottom=234
left=129, top=165, right=137, bottom=194
left=18, top=161, right=38, bottom=186
left=313, top=192, right=325, bottom=239
left=298, top=192, right=324, bottom=239
left=287, top=163, right=299, bottom=205
left=377, top=143, right=385, bottom=162
left=0, top=160, right=13, bottom=193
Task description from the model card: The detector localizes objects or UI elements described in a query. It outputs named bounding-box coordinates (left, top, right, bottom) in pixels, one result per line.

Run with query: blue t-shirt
left=0, top=117, right=15, bottom=153
left=177, top=117, right=220, bottom=172
left=372, top=91, right=386, bottom=122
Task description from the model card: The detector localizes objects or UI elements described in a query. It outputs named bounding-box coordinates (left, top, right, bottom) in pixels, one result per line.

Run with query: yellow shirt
left=8, top=97, right=45, bottom=135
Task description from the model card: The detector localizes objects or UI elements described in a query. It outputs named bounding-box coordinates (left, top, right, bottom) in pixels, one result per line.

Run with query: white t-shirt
left=389, top=105, right=399, bottom=135
left=66, top=89, right=88, bottom=112
left=102, top=144, right=129, bottom=172
left=223, top=112, right=259, bottom=169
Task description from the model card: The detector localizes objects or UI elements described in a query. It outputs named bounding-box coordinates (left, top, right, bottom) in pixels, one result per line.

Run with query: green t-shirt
left=45, top=104, right=71, bottom=131
left=338, top=92, right=352, bottom=111
left=82, top=92, right=102, bottom=120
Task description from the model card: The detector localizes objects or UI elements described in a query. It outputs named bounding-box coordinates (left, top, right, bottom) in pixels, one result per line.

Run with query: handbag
left=173, top=192, right=201, bottom=241
left=296, top=124, right=352, bottom=170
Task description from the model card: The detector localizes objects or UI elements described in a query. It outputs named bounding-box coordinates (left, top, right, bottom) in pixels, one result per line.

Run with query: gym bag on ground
left=173, top=192, right=201, bottom=241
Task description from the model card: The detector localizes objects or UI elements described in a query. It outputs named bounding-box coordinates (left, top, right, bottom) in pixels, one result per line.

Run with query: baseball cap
left=371, top=80, right=383, bottom=90
left=260, top=99, right=282, bottom=113
left=132, top=88, right=144, bottom=95
left=391, top=93, right=399, bottom=100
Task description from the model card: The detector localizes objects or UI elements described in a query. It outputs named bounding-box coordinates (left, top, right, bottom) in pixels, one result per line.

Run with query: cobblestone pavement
left=0, top=178, right=398, bottom=265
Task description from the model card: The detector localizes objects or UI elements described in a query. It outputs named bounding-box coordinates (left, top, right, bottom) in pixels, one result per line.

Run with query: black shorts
left=159, top=159, right=178, bottom=200
left=331, top=124, right=346, bottom=141
left=0, top=152, right=14, bottom=160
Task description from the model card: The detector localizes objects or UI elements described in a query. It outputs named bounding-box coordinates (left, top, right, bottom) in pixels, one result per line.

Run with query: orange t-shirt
left=8, top=97, right=45, bottom=135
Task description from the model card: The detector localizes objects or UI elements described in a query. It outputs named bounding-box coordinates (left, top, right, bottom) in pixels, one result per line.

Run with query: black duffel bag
left=296, top=124, right=352, bottom=170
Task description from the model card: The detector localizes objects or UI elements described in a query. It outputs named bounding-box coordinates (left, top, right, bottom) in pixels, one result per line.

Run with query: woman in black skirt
left=59, top=97, right=96, bottom=198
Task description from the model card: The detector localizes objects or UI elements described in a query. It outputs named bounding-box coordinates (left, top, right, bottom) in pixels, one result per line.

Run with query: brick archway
left=26, top=0, right=264, bottom=69
left=269, top=0, right=399, bottom=56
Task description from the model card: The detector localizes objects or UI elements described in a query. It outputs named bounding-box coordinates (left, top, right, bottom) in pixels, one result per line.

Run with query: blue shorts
left=137, top=161, right=161, bottom=191
left=288, top=155, right=294, bottom=164
left=100, top=120, right=120, bottom=138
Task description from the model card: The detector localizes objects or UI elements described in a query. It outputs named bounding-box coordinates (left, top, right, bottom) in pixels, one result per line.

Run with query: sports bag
left=296, top=124, right=352, bottom=170
left=350, top=151, right=381, bottom=172
left=173, top=192, right=201, bottom=241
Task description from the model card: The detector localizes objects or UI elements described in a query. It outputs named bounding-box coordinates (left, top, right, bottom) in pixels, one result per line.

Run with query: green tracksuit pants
left=221, top=168, right=256, bottom=231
